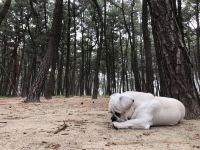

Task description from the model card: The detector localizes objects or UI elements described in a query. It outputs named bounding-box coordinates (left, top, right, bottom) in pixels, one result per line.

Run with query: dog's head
left=108, top=93, right=135, bottom=122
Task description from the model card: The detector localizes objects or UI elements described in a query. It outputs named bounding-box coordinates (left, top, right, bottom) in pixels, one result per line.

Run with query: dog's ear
left=119, top=96, right=134, bottom=110
left=120, top=96, right=134, bottom=103
left=109, top=93, right=121, bottom=113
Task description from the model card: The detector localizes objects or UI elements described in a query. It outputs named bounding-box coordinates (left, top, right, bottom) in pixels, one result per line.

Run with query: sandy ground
left=0, top=97, right=200, bottom=150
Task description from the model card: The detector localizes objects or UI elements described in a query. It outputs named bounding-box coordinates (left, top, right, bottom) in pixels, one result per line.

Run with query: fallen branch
left=0, top=121, right=7, bottom=123
left=54, top=121, right=68, bottom=134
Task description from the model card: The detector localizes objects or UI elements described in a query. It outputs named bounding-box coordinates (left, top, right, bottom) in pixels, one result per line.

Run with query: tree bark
left=25, top=0, right=63, bottom=102
left=85, top=33, right=94, bottom=96
left=110, top=23, right=116, bottom=93
left=130, top=1, right=141, bottom=92
left=91, top=0, right=104, bottom=99
left=177, top=0, right=185, bottom=44
left=149, top=0, right=200, bottom=118
left=65, top=0, right=72, bottom=97
left=44, top=52, right=57, bottom=99
left=57, top=19, right=67, bottom=96
left=56, top=48, right=64, bottom=95
left=195, top=0, right=200, bottom=78
left=119, top=32, right=125, bottom=92
left=79, top=12, right=85, bottom=96
left=0, top=0, right=12, bottom=25
left=104, top=0, right=111, bottom=95
left=70, top=0, right=77, bottom=95
left=142, top=0, right=154, bottom=93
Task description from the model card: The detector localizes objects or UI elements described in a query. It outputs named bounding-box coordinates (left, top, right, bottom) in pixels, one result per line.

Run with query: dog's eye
left=115, top=112, right=121, bottom=117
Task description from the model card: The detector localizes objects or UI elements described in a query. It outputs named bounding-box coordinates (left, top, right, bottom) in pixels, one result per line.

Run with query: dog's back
left=153, top=97, right=185, bottom=125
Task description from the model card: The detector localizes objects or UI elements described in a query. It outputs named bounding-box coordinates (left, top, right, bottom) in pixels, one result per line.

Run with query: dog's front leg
left=113, top=118, right=151, bottom=129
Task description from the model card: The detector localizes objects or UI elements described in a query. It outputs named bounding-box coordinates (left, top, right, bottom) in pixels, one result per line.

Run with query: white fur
left=108, top=91, right=185, bottom=129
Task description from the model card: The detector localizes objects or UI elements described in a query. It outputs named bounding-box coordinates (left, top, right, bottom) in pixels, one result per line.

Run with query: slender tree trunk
left=11, top=43, right=20, bottom=96
left=25, top=0, right=63, bottom=102
left=71, top=0, right=77, bottom=95
left=92, top=0, right=104, bottom=99
left=142, top=0, right=154, bottom=93
left=79, top=12, right=85, bottom=96
left=149, top=0, right=200, bottom=118
left=22, top=56, right=30, bottom=97
left=110, top=23, right=116, bottom=93
left=0, top=36, right=8, bottom=95
left=104, top=0, right=111, bottom=95
left=65, top=0, right=72, bottom=97
left=57, top=48, right=64, bottom=95
left=119, top=32, right=125, bottom=92
left=140, top=29, right=146, bottom=91
left=57, top=20, right=67, bottom=95
left=85, top=35, right=93, bottom=96
left=18, top=21, right=26, bottom=97
left=130, top=1, right=141, bottom=92
left=124, top=40, right=129, bottom=91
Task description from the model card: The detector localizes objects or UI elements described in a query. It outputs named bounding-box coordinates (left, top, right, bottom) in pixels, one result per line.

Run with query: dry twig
left=54, top=121, right=68, bottom=134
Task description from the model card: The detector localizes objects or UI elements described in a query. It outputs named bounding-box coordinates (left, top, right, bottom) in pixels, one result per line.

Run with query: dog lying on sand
left=108, top=91, right=185, bottom=129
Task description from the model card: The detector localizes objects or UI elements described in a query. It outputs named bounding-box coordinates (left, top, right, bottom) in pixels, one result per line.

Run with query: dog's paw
left=112, top=122, right=120, bottom=129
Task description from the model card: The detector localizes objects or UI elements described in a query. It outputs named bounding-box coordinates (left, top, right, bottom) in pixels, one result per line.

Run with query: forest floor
left=0, top=97, right=200, bottom=150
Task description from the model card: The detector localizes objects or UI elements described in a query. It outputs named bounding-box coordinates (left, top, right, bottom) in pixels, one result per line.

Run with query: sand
left=0, top=96, right=200, bottom=150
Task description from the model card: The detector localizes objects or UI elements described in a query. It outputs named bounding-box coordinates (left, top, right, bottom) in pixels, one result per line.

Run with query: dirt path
left=0, top=97, right=200, bottom=150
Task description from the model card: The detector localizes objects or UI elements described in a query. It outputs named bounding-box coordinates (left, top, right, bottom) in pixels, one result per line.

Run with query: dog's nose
left=111, top=115, right=117, bottom=122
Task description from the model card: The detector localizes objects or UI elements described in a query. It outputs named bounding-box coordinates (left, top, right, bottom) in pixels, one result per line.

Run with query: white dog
left=108, top=91, right=185, bottom=129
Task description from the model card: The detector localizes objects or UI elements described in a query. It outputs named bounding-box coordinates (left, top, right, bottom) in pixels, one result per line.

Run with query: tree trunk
left=0, top=0, right=12, bottom=25
left=71, top=0, right=77, bottom=95
left=0, top=36, right=9, bottom=95
left=140, top=27, right=146, bottom=91
left=79, top=12, right=85, bottom=96
left=150, top=18, right=167, bottom=96
left=142, top=0, right=154, bottom=93
left=43, top=0, right=48, bottom=32
left=44, top=52, right=57, bottom=99
left=149, top=0, right=200, bottom=118
left=92, top=0, right=104, bottom=99
left=130, top=1, right=141, bottom=92
left=196, top=0, right=200, bottom=78
left=85, top=34, right=93, bottom=96
left=119, top=32, right=125, bottom=92
left=11, top=43, right=20, bottom=96
left=65, top=0, right=71, bottom=97
left=104, top=0, right=111, bottom=95
left=177, top=0, right=185, bottom=44
left=124, top=40, right=129, bottom=91
left=57, top=19, right=67, bottom=96
left=25, top=0, right=63, bottom=102
left=57, top=48, right=64, bottom=95
left=110, top=23, right=116, bottom=93
left=121, top=0, right=141, bottom=91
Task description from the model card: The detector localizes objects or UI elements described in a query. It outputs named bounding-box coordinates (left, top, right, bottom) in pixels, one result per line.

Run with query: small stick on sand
left=54, top=121, right=68, bottom=134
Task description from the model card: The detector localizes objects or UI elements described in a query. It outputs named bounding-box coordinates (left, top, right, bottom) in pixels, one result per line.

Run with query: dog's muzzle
left=111, top=115, right=117, bottom=122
